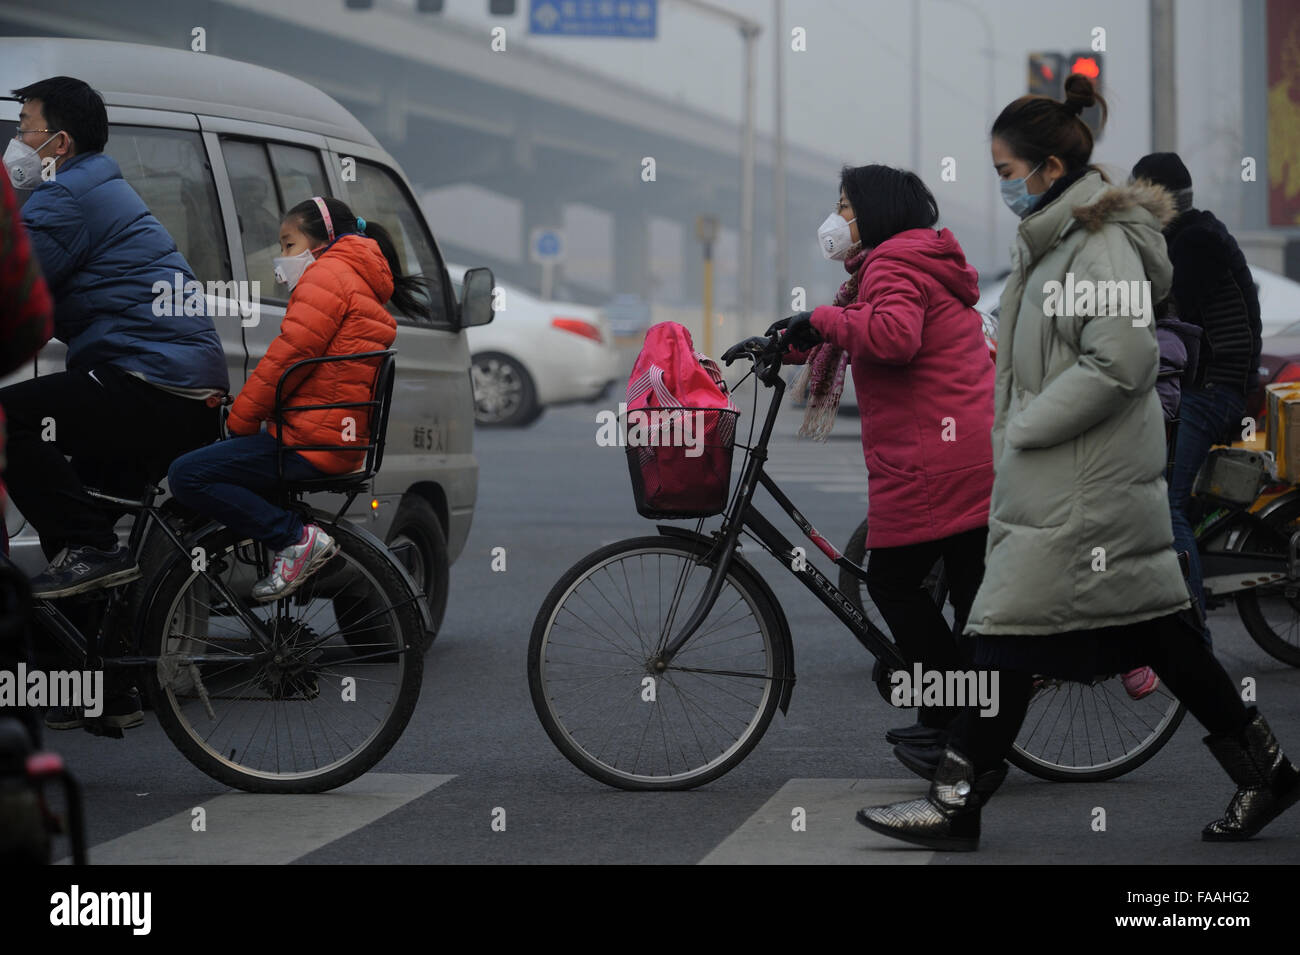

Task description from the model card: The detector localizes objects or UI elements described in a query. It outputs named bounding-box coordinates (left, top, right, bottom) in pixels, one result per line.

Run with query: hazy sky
left=440, top=0, right=1248, bottom=271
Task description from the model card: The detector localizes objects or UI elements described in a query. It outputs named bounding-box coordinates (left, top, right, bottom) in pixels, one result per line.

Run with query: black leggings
left=866, top=525, right=987, bottom=727
left=951, top=610, right=1251, bottom=773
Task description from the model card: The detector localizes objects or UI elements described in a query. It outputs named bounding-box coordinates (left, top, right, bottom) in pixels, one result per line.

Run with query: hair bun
left=1062, top=73, right=1096, bottom=115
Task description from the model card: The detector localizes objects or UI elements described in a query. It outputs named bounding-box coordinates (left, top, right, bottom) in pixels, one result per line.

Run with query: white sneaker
left=251, top=524, right=340, bottom=603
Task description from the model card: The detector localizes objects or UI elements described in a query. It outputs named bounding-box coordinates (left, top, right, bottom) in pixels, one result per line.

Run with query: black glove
left=784, top=312, right=822, bottom=351
left=764, top=311, right=811, bottom=337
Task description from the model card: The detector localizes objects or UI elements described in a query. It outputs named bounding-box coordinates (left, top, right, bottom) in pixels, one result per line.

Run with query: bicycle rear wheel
left=139, top=521, right=423, bottom=793
left=841, top=516, right=1184, bottom=780
left=1008, top=676, right=1186, bottom=782
left=529, top=535, right=788, bottom=790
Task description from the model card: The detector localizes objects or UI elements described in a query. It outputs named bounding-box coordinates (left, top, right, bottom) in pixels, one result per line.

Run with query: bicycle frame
left=30, top=486, right=431, bottom=672
left=653, top=359, right=908, bottom=674
left=31, top=487, right=276, bottom=670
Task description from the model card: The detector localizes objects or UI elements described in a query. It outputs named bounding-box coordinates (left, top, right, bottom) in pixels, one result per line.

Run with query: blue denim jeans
left=167, top=432, right=327, bottom=549
left=1167, top=384, right=1247, bottom=644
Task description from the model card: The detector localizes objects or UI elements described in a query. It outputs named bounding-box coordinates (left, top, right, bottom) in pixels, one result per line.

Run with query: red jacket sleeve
left=227, top=263, right=348, bottom=435
left=809, top=258, right=927, bottom=365
left=0, top=171, right=54, bottom=377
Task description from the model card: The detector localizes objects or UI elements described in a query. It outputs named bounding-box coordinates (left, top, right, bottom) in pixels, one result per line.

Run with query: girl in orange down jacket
left=168, top=196, right=430, bottom=602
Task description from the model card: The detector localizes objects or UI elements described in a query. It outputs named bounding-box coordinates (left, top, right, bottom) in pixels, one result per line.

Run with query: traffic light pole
left=1150, top=0, right=1177, bottom=151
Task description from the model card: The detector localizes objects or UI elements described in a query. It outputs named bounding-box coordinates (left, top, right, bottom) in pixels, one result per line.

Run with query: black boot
left=886, top=720, right=947, bottom=747
left=856, top=747, right=1007, bottom=851
left=1202, top=708, right=1300, bottom=841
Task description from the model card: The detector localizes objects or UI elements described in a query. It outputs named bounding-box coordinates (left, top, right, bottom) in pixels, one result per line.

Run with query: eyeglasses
left=834, top=199, right=850, bottom=213
left=12, top=127, right=59, bottom=140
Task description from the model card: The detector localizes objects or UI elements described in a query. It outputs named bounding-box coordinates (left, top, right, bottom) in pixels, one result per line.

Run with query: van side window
left=107, top=126, right=231, bottom=284
left=344, top=160, right=450, bottom=328
left=269, top=143, right=329, bottom=214
left=222, top=138, right=328, bottom=302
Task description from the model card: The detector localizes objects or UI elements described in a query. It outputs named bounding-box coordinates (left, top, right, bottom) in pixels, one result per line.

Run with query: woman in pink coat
left=777, top=164, right=995, bottom=753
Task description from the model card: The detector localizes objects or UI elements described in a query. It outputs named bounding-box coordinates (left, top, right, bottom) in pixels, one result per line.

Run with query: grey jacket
left=966, top=172, right=1191, bottom=635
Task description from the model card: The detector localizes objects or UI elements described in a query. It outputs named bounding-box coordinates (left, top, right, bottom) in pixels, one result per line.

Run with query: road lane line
left=699, top=778, right=936, bottom=865
left=60, top=773, right=455, bottom=865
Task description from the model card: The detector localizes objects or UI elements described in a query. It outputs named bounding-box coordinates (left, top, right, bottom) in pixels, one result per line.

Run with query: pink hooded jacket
left=809, top=227, right=994, bottom=549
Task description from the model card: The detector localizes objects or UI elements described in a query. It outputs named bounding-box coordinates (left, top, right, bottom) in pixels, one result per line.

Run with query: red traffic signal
left=1065, top=51, right=1105, bottom=140
left=1069, top=55, right=1101, bottom=79
left=1027, top=52, right=1064, bottom=98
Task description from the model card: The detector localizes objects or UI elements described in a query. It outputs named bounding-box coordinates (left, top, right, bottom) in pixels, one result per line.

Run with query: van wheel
left=471, top=351, right=543, bottom=427
left=385, top=495, right=449, bottom=650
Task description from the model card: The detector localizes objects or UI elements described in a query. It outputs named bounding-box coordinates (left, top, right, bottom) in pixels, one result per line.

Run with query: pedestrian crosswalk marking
left=698, top=778, right=936, bottom=865
left=58, top=773, right=455, bottom=865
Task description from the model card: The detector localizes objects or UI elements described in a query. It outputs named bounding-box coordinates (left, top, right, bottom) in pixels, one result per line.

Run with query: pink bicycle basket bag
left=624, top=322, right=740, bottom=519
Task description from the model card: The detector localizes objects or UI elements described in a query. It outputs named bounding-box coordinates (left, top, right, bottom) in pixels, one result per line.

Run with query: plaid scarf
left=790, top=244, right=869, bottom=440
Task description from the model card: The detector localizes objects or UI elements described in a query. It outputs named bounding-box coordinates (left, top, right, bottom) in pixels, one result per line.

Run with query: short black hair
left=11, top=76, right=108, bottom=154
left=839, top=164, right=939, bottom=249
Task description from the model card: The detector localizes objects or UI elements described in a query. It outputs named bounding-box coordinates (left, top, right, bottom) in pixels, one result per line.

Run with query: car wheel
left=384, top=495, right=449, bottom=650
left=471, top=351, right=543, bottom=427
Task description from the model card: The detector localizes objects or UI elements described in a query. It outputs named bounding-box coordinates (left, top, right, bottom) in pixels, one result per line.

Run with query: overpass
left=0, top=0, right=849, bottom=316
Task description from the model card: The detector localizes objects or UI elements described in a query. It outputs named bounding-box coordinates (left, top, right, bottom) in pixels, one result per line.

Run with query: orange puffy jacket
left=227, top=234, right=397, bottom=473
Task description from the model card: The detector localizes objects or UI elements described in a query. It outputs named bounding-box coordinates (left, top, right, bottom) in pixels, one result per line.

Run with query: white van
left=0, top=37, right=494, bottom=633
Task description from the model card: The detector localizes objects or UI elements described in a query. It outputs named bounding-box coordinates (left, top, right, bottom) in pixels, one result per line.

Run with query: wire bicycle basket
left=624, top=406, right=740, bottom=519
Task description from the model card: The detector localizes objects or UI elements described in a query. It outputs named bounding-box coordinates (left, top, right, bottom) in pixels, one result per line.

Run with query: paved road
left=46, top=396, right=1300, bottom=864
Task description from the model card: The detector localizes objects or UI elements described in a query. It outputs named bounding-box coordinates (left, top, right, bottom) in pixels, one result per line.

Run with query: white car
left=977, top=266, right=1300, bottom=337
left=447, top=264, right=621, bottom=426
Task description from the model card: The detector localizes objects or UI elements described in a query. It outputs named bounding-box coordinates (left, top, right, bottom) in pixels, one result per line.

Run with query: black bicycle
left=31, top=350, right=429, bottom=793
left=528, top=329, right=1196, bottom=789
left=1189, top=446, right=1300, bottom=668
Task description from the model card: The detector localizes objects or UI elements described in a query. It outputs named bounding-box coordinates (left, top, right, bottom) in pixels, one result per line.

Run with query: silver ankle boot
left=1203, top=709, right=1300, bottom=841
left=856, top=747, right=1007, bottom=852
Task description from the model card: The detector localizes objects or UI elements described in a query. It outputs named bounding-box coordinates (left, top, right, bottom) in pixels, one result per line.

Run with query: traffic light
left=1066, top=51, right=1104, bottom=140
left=1027, top=52, right=1063, bottom=98
left=489, top=0, right=516, bottom=12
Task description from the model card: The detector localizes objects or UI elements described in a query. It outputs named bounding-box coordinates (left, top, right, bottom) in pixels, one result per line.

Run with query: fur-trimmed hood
left=1072, top=178, right=1178, bottom=232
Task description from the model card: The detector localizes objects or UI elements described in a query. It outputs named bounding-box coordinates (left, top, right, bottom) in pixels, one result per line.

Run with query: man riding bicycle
left=0, top=76, right=228, bottom=729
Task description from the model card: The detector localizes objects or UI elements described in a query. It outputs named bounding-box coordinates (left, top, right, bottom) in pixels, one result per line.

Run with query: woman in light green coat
left=857, top=73, right=1300, bottom=852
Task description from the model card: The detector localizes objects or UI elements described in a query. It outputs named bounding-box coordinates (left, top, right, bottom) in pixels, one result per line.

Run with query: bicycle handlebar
left=722, top=329, right=788, bottom=386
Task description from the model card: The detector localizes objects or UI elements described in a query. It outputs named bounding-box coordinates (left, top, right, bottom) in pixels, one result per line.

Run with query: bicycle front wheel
left=140, top=521, right=424, bottom=793
left=529, top=535, right=788, bottom=791
left=1008, top=676, right=1186, bottom=782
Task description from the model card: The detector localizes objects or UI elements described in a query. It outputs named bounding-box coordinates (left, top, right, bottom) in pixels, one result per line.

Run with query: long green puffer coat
left=965, top=171, right=1191, bottom=635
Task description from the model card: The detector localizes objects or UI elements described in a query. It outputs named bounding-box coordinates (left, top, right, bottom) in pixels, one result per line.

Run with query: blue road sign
left=529, top=227, right=566, bottom=264
left=529, top=0, right=657, bottom=38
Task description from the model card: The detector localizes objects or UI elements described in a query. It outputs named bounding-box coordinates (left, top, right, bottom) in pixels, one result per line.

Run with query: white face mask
left=273, top=248, right=316, bottom=291
left=3, top=132, right=59, bottom=190
left=817, top=211, right=857, bottom=261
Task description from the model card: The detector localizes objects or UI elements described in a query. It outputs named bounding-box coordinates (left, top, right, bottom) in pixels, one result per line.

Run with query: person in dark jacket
left=0, top=76, right=228, bottom=604
left=1131, top=152, right=1262, bottom=640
